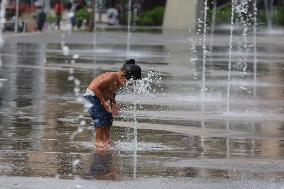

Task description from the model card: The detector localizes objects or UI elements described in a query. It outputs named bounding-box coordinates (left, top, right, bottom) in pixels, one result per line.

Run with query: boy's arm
left=110, top=93, right=121, bottom=116
left=93, top=87, right=111, bottom=112
left=110, top=93, right=116, bottom=106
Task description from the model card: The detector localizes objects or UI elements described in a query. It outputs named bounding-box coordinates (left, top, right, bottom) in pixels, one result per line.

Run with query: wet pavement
left=0, top=31, right=284, bottom=188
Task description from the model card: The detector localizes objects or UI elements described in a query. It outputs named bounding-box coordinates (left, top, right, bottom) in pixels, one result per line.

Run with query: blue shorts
left=84, top=95, right=113, bottom=128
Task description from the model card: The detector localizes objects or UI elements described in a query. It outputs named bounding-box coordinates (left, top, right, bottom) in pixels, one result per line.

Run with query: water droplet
left=73, top=159, right=80, bottom=167
left=68, top=76, right=74, bottom=81
left=62, top=45, right=70, bottom=56
left=74, top=79, right=81, bottom=86
left=74, top=87, right=80, bottom=94
left=80, top=120, right=86, bottom=126
left=73, top=54, right=80, bottom=59
left=69, top=68, right=74, bottom=74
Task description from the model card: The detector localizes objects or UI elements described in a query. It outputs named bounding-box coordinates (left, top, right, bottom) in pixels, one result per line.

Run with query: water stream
left=201, top=0, right=208, bottom=99
left=226, top=0, right=235, bottom=112
left=126, top=0, right=132, bottom=58
left=264, top=0, right=273, bottom=31
left=209, top=0, right=217, bottom=64
left=253, top=0, right=258, bottom=96
left=0, top=0, right=7, bottom=48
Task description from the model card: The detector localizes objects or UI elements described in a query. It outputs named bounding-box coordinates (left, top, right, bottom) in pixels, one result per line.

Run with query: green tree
left=137, top=6, right=165, bottom=26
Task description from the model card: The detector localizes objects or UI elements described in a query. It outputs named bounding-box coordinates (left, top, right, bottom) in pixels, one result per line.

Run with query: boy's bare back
left=88, top=72, right=121, bottom=102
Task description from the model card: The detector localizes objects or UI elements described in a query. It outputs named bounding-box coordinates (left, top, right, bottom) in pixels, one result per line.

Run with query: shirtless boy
left=84, top=59, right=141, bottom=148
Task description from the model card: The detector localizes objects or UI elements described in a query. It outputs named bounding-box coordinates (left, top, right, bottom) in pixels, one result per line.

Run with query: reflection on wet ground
left=0, top=32, right=284, bottom=186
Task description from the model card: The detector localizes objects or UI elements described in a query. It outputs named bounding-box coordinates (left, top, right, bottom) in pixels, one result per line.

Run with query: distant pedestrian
left=54, top=1, right=64, bottom=30
left=106, top=8, right=119, bottom=25
left=36, top=6, right=46, bottom=31
left=67, top=0, right=78, bottom=30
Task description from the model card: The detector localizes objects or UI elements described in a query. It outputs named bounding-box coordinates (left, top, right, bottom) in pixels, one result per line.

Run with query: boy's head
left=120, top=59, right=141, bottom=80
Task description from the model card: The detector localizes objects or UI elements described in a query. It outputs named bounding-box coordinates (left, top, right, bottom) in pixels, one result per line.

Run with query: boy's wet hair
left=121, top=59, right=141, bottom=80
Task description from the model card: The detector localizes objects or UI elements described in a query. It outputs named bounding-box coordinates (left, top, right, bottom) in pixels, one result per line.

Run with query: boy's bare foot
left=103, top=143, right=113, bottom=150
left=95, top=141, right=105, bottom=147
left=95, top=141, right=113, bottom=150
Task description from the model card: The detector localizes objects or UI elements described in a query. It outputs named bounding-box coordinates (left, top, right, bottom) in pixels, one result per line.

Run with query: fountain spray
left=126, top=0, right=132, bottom=58
left=120, top=70, right=162, bottom=178
left=201, top=0, right=208, bottom=99
left=253, top=0, right=258, bottom=96
left=0, top=0, right=7, bottom=48
left=209, top=0, right=217, bottom=66
left=226, top=0, right=236, bottom=112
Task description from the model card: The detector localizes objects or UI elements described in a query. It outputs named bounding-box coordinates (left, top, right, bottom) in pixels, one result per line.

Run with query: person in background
left=67, top=0, right=78, bottom=31
left=54, top=1, right=64, bottom=30
left=36, top=6, right=46, bottom=31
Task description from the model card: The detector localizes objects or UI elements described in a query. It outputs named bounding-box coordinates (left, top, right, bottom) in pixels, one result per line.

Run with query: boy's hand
left=103, top=102, right=112, bottom=113
left=111, top=104, right=121, bottom=116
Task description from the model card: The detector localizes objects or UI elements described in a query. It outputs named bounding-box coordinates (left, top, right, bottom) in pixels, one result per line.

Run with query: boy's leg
left=105, top=126, right=115, bottom=146
left=95, top=128, right=104, bottom=147
left=103, top=126, right=110, bottom=144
